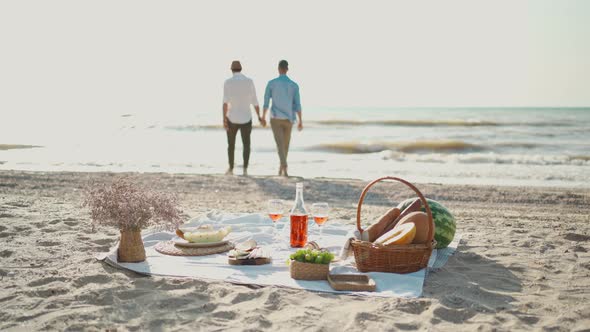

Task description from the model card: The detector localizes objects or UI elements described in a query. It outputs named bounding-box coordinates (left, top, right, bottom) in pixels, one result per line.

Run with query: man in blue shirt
left=261, top=60, right=303, bottom=177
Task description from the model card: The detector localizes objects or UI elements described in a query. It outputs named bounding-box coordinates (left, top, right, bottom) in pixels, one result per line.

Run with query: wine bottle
left=289, top=182, right=308, bottom=247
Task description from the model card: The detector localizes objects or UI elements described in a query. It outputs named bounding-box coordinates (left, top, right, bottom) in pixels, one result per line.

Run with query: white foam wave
left=380, top=151, right=590, bottom=166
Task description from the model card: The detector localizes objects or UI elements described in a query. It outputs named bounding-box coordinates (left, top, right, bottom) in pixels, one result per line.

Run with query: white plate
left=172, top=236, right=230, bottom=248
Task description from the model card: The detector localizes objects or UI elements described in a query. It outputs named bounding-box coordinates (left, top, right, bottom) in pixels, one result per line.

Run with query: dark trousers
left=227, top=120, right=252, bottom=169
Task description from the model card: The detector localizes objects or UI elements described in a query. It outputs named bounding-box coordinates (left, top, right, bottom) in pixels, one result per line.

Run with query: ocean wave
left=0, top=144, right=42, bottom=151
left=494, top=142, right=541, bottom=149
left=311, top=119, right=498, bottom=127
left=381, top=151, right=590, bottom=166
left=309, top=119, right=572, bottom=127
left=569, top=155, right=590, bottom=162
left=309, top=140, right=483, bottom=154
left=165, top=125, right=224, bottom=131
left=164, top=119, right=575, bottom=131
left=165, top=124, right=271, bottom=131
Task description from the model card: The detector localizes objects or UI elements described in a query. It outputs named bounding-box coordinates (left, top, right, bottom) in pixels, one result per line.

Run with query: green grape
left=305, top=253, right=313, bottom=262
left=314, top=256, right=323, bottom=264
left=295, top=251, right=305, bottom=261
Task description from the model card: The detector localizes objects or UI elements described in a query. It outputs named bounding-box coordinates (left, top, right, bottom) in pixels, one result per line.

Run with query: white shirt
left=223, top=73, right=259, bottom=124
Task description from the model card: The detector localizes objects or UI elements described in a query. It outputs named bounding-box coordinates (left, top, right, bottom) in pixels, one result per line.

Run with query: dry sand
left=1, top=170, right=589, bottom=331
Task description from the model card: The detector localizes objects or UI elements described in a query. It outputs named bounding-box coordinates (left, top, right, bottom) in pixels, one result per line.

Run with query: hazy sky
left=1, top=0, right=589, bottom=121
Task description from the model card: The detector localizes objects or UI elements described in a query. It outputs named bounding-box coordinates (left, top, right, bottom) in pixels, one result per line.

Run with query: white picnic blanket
left=99, top=212, right=460, bottom=298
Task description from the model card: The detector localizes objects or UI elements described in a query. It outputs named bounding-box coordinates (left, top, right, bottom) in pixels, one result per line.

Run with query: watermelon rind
left=397, top=198, right=456, bottom=249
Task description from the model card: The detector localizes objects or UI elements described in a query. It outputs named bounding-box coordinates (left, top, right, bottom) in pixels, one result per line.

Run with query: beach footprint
left=48, top=219, right=62, bottom=225
left=27, top=276, right=69, bottom=287
left=394, top=322, right=420, bottom=331
left=37, top=240, right=61, bottom=247
left=433, top=305, right=477, bottom=324
left=564, top=233, right=590, bottom=242
left=73, top=274, right=113, bottom=287
left=0, top=250, right=14, bottom=258
left=230, top=290, right=264, bottom=304
left=395, top=299, right=432, bottom=315
left=91, top=238, right=114, bottom=246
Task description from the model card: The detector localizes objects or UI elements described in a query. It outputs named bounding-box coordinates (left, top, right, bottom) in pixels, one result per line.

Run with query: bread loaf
left=382, top=198, right=421, bottom=234
left=361, top=207, right=401, bottom=242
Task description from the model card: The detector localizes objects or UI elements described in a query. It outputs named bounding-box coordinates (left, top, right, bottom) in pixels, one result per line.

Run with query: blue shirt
left=263, top=74, right=301, bottom=123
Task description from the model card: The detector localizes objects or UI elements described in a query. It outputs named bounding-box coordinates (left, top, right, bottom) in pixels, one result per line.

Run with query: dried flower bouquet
left=84, top=177, right=183, bottom=262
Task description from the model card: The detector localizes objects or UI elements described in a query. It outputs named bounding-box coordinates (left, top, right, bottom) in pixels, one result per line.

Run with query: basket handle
left=356, top=177, right=434, bottom=244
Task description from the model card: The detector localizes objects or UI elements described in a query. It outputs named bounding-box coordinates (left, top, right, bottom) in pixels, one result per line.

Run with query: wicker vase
left=118, top=229, right=146, bottom=263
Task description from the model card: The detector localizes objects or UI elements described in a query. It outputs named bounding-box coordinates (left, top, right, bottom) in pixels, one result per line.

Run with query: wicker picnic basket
left=350, top=176, right=435, bottom=274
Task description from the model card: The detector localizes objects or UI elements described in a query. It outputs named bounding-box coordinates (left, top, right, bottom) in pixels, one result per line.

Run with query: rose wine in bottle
left=290, top=182, right=308, bottom=247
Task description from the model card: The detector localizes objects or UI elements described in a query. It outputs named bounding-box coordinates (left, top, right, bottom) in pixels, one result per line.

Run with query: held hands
left=258, top=116, right=267, bottom=127
left=223, top=117, right=229, bottom=132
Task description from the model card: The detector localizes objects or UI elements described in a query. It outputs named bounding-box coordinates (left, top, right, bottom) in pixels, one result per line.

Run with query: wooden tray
left=327, top=274, right=376, bottom=292
left=228, top=257, right=272, bottom=265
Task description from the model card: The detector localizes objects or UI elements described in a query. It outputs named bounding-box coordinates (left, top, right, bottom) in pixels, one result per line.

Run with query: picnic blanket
left=98, top=211, right=460, bottom=298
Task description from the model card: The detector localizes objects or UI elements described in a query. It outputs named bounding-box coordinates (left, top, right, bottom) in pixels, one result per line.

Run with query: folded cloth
left=339, top=229, right=362, bottom=260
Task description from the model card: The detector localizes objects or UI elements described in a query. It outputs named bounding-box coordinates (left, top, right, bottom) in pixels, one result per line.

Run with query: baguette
left=361, top=207, right=401, bottom=242
left=382, top=198, right=422, bottom=234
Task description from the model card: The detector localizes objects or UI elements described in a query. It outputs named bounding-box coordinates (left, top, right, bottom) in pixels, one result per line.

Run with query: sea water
left=1, top=108, right=589, bottom=187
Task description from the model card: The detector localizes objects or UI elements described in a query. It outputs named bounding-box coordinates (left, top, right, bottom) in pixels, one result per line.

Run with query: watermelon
left=397, top=198, right=456, bottom=249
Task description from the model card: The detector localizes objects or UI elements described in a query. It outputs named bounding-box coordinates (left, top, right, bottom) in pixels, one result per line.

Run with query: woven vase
left=118, top=229, right=146, bottom=263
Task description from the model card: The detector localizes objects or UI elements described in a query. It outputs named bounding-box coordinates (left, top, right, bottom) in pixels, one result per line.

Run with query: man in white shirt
left=223, top=60, right=262, bottom=176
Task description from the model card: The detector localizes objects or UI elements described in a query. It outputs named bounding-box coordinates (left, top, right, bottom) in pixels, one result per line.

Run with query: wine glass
left=311, top=202, right=329, bottom=242
left=267, top=199, right=284, bottom=237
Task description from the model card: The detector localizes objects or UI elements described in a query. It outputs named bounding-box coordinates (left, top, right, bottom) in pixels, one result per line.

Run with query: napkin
left=339, top=229, right=362, bottom=260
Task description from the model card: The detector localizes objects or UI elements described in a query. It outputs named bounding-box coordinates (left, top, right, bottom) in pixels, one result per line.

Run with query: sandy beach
left=0, top=170, right=588, bottom=331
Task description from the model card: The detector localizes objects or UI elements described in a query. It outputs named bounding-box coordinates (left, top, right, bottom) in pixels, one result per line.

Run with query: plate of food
left=173, top=225, right=232, bottom=248
left=227, top=240, right=272, bottom=265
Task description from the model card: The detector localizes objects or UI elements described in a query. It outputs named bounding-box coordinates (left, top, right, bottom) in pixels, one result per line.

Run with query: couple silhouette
left=223, top=60, right=302, bottom=177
